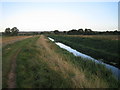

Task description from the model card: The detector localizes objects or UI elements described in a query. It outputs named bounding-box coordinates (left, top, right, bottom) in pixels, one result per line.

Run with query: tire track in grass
left=7, top=49, right=21, bottom=88
left=3, top=36, right=38, bottom=88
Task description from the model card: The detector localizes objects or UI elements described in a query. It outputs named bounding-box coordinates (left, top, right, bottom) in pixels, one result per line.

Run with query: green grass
left=2, top=35, right=119, bottom=88
left=2, top=36, right=36, bottom=88
left=52, top=41, right=119, bottom=88
left=3, top=36, right=71, bottom=88
left=47, top=35, right=119, bottom=68
left=16, top=37, right=71, bottom=88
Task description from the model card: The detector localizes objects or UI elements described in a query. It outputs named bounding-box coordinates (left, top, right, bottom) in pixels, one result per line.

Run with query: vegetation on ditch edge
left=47, top=35, right=119, bottom=68
left=50, top=39, right=119, bottom=88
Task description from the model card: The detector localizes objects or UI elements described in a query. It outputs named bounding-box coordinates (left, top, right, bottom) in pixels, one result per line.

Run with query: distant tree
left=85, top=28, right=92, bottom=32
left=113, top=30, right=118, bottom=35
left=84, top=28, right=94, bottom=35
left=54, top=30, right=59, bottom=34
left=78, top=28, right=84, bottom=34
left=11, top=27, right=19, bottom=36
left=67, top=29, right=78, bottom=35
left=5, top=28, right=11, bottom=35
left=63, top=31, right=67, bottom=34
left=78, top=28, right=83, bottom=32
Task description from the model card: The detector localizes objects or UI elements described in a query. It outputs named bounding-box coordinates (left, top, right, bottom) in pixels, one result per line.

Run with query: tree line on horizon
left=3, top=27, right=119, bottom=36
left=49, top=28, right=119, bottom=35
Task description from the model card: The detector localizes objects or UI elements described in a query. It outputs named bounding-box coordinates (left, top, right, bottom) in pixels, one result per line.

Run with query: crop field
left=48, top=35, right=119, bottom=68
left=66, top=35, right=119, bottom=40
left=2, top=35, right=120, bottom=88
left=2, top=36, right=33, bottom=47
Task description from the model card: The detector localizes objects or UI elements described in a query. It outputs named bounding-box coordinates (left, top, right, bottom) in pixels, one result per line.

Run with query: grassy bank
left=2, top=36, right=71, bottom=88
left=47, top=35, right=119, bottom=68
left=46, top=36, right=119, bottom=88
left=53, top=45, right=119, bottom=87
left=16, top=36, right=70, bottom=88
left=2, top=35, right=119, bottom=88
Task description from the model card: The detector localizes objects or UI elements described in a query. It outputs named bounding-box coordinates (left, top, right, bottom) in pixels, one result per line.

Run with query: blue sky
left=1, top=2, right=118, bottom=31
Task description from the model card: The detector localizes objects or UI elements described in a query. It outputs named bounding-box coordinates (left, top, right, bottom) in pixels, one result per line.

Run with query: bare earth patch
left=7, top=49, right=21, bottom=88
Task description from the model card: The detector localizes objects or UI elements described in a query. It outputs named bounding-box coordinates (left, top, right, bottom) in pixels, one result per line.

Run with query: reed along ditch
left=48, top=37, right=120, bottom=80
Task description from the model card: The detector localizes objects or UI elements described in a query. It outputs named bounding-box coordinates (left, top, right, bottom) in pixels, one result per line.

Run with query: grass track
left=2, top=36, right=37, bottom=88
left=16, top=36, right=71, bottom=88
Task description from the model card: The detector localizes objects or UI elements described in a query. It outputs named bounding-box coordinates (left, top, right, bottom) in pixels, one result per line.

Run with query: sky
left=0, top=1, right=118, bottom=32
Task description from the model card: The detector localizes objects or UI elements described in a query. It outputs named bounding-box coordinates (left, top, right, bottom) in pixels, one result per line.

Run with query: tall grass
left=47, top=35, right=119, bottom=68
left=16, top=36, right=71, bottom=88
left=3, top=35, right=119, bottom=88
left=52, top=41, right=119, bottom=88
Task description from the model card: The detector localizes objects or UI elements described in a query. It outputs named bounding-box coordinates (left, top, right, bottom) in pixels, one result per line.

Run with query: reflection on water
left=48, top=37, right=54, bottom=41
left=48, top=37, right=120, bottom=79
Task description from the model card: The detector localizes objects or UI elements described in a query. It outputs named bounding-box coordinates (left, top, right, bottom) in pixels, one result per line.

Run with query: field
left=66, top=35, right=119, bottom=40
left=2, top=35, right=119, bottom=88
left=48, top=35, right=119, bottom=68
left=2, top=36, right=33, bottom=47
